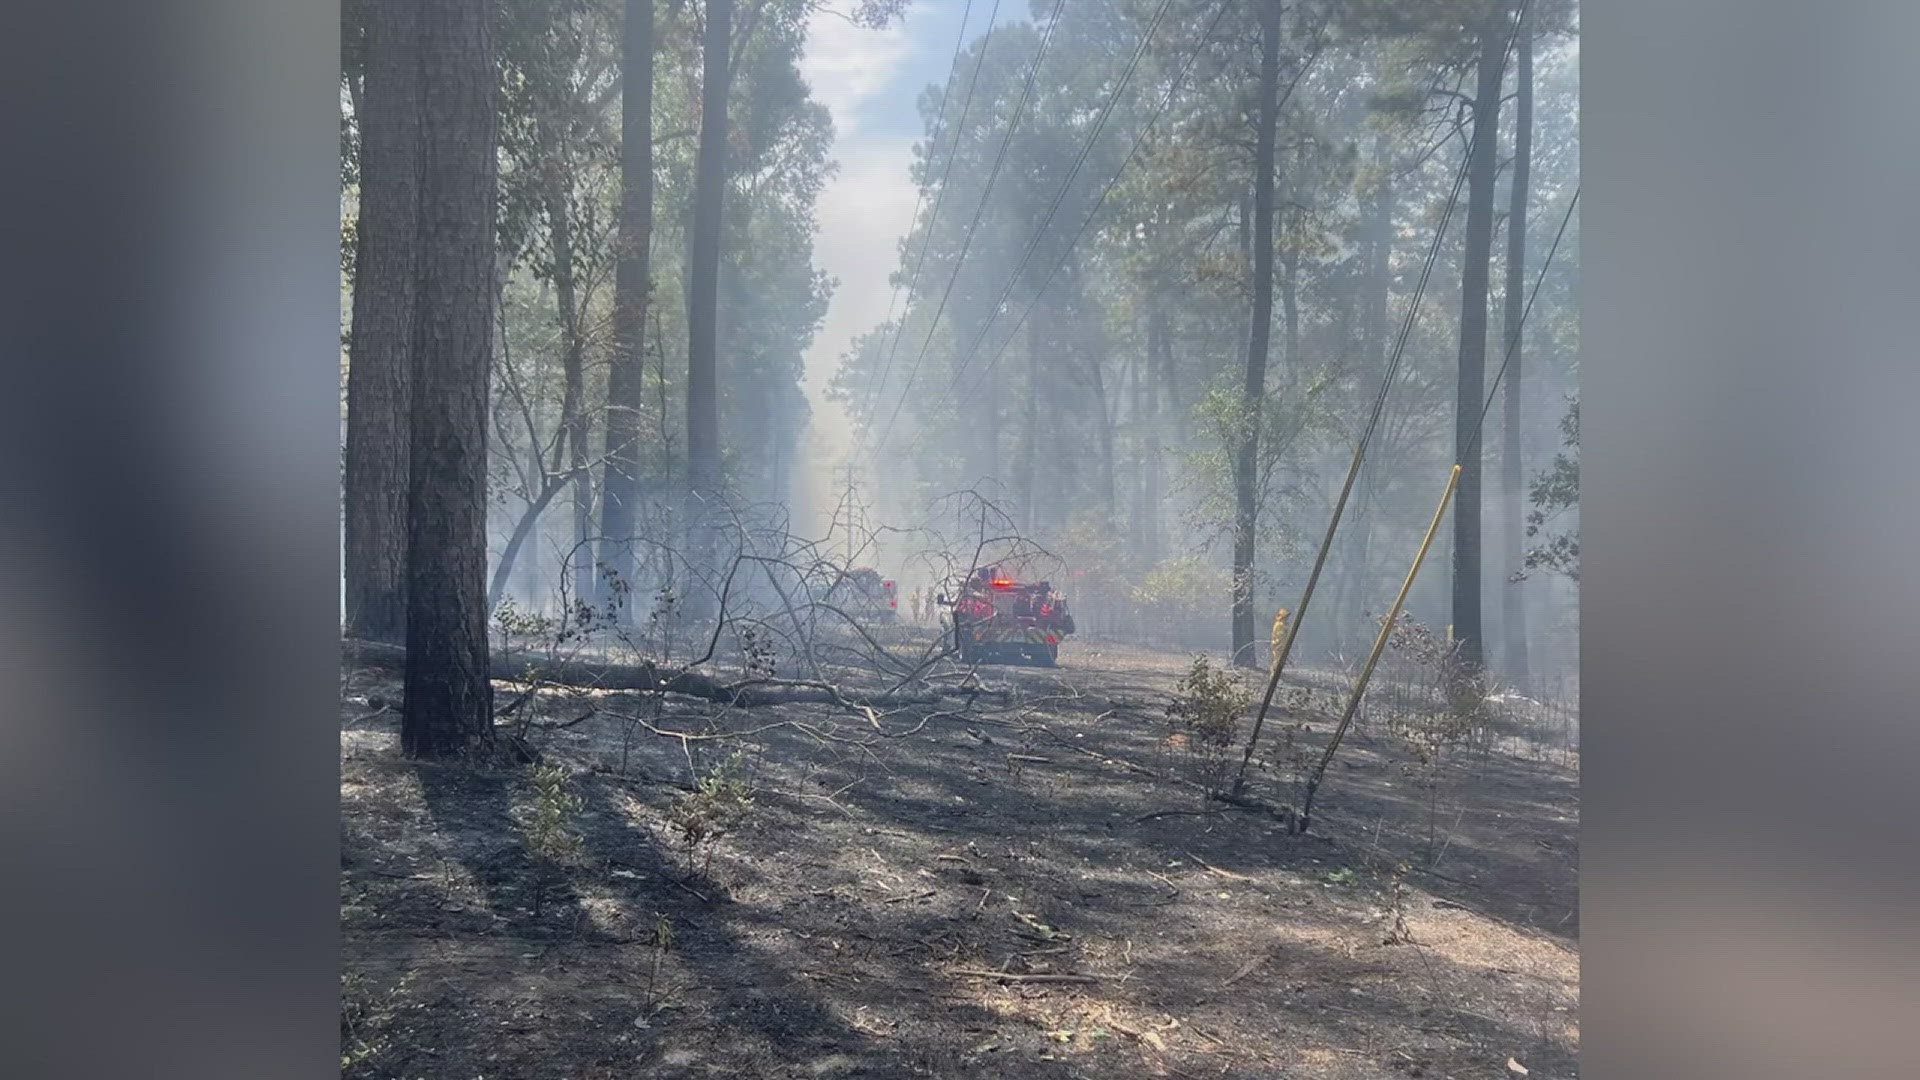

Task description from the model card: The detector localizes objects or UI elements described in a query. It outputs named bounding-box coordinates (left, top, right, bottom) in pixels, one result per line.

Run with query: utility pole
left=842, top=462, right=857, bottom=567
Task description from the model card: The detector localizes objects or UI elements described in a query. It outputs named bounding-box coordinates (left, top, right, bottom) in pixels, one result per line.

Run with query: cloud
left=807, top=145, right=918, bottom=380
left=799, top=9, right=913, bottom=141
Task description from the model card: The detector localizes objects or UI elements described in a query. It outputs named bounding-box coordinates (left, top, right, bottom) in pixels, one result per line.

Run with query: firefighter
left=1271, top=607, right=1290, bottom=674
left=909, top=586, right=923, bottom=624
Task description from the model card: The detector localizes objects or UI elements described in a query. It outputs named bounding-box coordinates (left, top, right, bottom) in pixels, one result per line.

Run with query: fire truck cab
left=941, top=564, right=1074, bottom=667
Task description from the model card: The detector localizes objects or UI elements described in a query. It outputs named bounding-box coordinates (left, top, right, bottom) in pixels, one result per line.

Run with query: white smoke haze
left=796, top=9, right=922, bottom=553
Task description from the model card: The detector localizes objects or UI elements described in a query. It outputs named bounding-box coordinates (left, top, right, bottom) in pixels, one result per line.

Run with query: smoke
left=797, top=6, right=921, bottom=545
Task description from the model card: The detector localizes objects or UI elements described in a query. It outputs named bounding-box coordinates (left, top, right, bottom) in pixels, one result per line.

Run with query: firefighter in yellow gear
left=1270, top=608, right=1290, bottom=674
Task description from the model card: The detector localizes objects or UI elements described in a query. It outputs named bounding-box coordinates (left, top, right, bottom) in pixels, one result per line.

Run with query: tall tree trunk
left=1500, top=12, right=1533, bottom=689
left=1127, top=342, right=1146, bottom=559
left=1279, top=144, right=1301, bottom=379
left=543, top=158, right=593, bottom=603
left=1231, top=0, right=1282, bottom=668
left=598, top=0, right=656, bottom=613
left=685, top=0, right=732, bottom=557
left=403, top=0, right=499, bottom=757
left=1089, top=350, right=1116, bottom=523
left=723, top=209, right=763, bottom=504
left=343, top=0, right=421, bottom=644
left=1155, top=298, right=1184, bottom=439
left=1451, top=5, right=1508, bottom=671
left=1337, top=137, right=1394, bottom=650
left=1021, top=312, right=1043, bottom=536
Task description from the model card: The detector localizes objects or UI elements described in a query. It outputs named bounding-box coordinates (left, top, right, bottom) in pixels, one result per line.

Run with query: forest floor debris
left=341, top=639, right=1577, bottom=1079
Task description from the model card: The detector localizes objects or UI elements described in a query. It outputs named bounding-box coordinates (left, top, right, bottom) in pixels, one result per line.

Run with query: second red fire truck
left=938, top=563, right=1075, bottom=666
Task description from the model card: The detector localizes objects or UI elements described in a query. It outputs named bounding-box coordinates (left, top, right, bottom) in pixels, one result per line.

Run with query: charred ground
left=341, top=637, right=1576, bottom=1079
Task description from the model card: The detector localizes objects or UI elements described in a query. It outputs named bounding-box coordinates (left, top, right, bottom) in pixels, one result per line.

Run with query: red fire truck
left=940, top=564, right=1075, bottom=666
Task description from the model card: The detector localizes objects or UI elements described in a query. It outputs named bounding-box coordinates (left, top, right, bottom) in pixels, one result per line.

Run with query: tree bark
left=343, top=0, right=421, bottom=644
left=403, top=0, right=499, bottom=757
left=1500, top=10, right=1533, bottom=689
left=598, top=0, right=656, bottom=613
left=685, top=0, right=732, bottom=551
left=1451, top=4, right=1508, bottom=671
left=1231, top=0, right=1282, bottom=668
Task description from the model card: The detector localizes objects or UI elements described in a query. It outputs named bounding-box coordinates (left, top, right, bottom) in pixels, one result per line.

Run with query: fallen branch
left=344, top=638, right=953, bottom=710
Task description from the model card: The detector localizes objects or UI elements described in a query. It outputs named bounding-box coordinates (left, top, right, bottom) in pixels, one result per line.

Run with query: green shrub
left=669, top=754, right=755, bottom=876
left=1165, top=656, right=1253, bottom=793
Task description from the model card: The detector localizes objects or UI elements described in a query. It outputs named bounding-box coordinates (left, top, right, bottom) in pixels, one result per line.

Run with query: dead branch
left=344, top=638, right=953, bottom=710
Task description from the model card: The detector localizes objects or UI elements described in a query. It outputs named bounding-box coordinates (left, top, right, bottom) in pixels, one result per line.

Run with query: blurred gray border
left=1588, top=1, right=1920, bottom=1075
left=5, top=1, right=1920, bottom=1077
left=1, top=2, right=342, bottom=1078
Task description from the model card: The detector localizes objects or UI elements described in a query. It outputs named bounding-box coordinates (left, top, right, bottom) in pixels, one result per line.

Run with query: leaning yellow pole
left=1228, top=441, right=1369, bottom=798
left=1296, top=464, right=1462, bottom=834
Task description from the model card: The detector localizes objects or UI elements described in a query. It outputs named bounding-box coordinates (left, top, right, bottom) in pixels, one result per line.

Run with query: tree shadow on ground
left=352, top=745, right=1079, bottom=1078
left=344, top=647, right=1578, bottom=1078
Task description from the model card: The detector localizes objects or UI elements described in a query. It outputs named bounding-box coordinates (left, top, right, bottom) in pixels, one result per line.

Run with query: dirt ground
left=341, top=637, right=1578, bottom=1079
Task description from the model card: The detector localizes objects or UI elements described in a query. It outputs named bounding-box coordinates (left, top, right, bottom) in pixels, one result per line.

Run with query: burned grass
left=341, top=642, right=1577, bottom=1079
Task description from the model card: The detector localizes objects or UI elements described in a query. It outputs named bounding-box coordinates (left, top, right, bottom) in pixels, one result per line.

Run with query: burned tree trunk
left=403, top=0, right=499, bottom=757
left=343, top=0, right=421, bottom=644
left=1500, top=10, right=1533, bottom=688
left=598, top=0, right=657, bottom=613
left=1231, top=0, right=1282, bottom=667
left=1450, top=4, right=1508, bottom=671
left=684, top=0, right=732, bottom=561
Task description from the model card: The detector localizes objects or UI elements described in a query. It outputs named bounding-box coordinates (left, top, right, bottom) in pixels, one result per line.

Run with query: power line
left=865, top=0, right=1073, bottom=459
left=1292, top=184, right=1578, bottom=830
left=928, top=0, right=1209, bottom=420
left=950, top=0, right=1325, bottom=414
left=1232, top=0, right=1535, bottom=796
left=858, top=0, right=1005, bottom=444
left=1464, top=186, right=1578, bottom=462
left=873, top=0, right=1177, bottom=455
left=852, top=0, right=981, bottom=438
